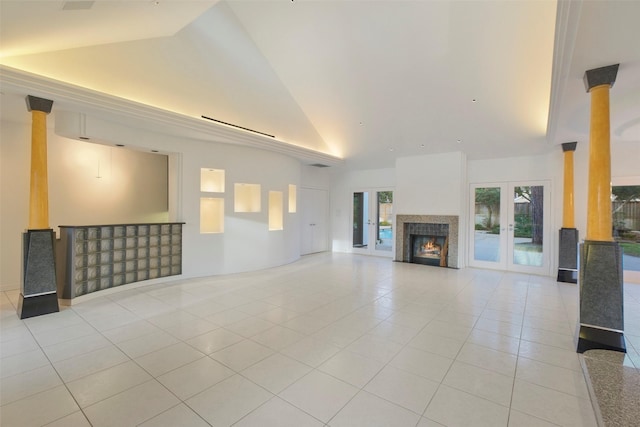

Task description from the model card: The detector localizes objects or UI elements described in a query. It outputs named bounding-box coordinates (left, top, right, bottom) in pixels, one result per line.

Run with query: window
left=612, top=185, right=640, bottom=274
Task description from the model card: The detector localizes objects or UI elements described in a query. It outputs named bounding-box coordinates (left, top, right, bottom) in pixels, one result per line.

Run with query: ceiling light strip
left=201, top=115, right=274, bottom=138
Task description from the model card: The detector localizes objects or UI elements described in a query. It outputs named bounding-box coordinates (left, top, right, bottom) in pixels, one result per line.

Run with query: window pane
left=376, top=191, right=392, bottom=251
left=512, top=186, right=543, bottom=267
left=613, top=185, right=640, bottom=272
left=474, top=187, right=501, bottom=262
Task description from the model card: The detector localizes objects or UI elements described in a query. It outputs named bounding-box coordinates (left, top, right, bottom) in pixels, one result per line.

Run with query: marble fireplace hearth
left=395, top=215, right=459, bottom=268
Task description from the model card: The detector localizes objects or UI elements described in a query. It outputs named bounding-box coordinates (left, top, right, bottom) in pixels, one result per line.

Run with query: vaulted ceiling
left=1, top=0, right=638, bottom=170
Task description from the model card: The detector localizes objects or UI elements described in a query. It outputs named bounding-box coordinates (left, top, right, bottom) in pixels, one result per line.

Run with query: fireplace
left=410, top=235, right=448, bottom=266
left=395, top=215, right=459, bottom=268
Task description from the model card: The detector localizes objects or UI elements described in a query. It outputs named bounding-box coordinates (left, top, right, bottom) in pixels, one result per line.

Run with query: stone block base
left=577, top=240, right=624, bottom=352
left=558, top=269, right=578, bottom=283
left=17, top=292, right=59, bottom=319
left=577, top=325, right=625, bottom=353
left=18, top=229, right=59, bottom=319
left=557, top=228, right=578, bottom=283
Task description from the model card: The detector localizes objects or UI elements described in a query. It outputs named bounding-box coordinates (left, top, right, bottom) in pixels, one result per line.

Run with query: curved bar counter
left=56, top=223, right=184, bottom=301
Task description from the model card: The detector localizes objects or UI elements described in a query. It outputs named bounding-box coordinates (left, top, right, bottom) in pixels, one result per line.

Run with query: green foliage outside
left=514, top=213, right=532, bottom=238
left=612, top=186, right=640, bottom=202
left=621, top=242, right=640, bottom=258
left=378, top=191, right=393, bottom=204
left=612, top=186, right=640, bottom=261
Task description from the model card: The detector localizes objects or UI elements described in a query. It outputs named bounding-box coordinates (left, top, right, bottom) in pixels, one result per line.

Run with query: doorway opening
left=469, top=182, right=550, bottom=275
left=352, top=189, right=394, bottom=256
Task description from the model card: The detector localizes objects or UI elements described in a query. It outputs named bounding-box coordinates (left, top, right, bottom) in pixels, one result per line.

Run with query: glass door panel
left=507, top=182, right=550, bottom=274
left=375, top=191, right=393, bottom=252
left=612, top=184, right=640, bottom=283
left=511, top=186, right=544, bottom=267
left=470, top=182, right=550, bottom=275
left=472, top=186, right=504, bottom=264
left=352, top=189, right=394, bottom=256
left=352, top=191, right=369, bottom=250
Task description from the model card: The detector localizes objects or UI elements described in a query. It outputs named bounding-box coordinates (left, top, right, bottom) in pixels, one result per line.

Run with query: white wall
left=395, top=152, right=467, bottom=216
left=1, top=113, right=304, bottom=290
left=330, top=154, right=469, bottom=263
left=330, top=167, right=395, bottom=253
left=301, top=164, right=333, bottom=189
left=74, top=114, right=303, bottom=279
left=4, top=106, right=637, bottom=291
left=395, top=152, right=468, bottom=267
left=1, top=120, right=169, bottom=290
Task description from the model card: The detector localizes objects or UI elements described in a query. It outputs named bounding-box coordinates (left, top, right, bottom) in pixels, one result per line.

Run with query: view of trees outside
left=474, top=187, right=501, bottom=262
left=474, top=186, right=543, bottom=266
left=473, top=184, right=639, bottom=272
left=377, top=191, right=393, bottom=251
left=474, top=188, right=500, bottom=232
left=613, top=185, right=640, bottom=272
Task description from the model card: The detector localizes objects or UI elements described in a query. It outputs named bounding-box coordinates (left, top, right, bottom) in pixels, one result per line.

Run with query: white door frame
left=351, top=188, right=394, bottom=257
left=469, top=181, right=551, bottom=275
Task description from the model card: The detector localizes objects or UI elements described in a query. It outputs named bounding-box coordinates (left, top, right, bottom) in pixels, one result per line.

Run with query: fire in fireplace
left=396, top=215, right=458, bottom=268
left=410, top=235, right=449, bottom=267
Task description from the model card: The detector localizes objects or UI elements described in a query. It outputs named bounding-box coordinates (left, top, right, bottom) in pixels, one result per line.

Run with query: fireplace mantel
left=395, top=215, right=459, bottom=268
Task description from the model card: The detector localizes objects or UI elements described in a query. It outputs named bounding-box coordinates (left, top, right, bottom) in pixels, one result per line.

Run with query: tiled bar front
left=56, top=223, right=184, bottom=300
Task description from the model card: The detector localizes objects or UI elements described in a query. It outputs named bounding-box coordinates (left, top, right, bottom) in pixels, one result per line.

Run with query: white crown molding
left=546, top=0, right=583, bottom=145
left=0, top=65, right=343, bottom=166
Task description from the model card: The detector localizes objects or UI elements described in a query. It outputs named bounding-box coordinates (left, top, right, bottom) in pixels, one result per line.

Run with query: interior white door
left=300, top=188, right=328, bottom=255
left=469, top=182, right=550, bottom=275
left=352, top=189, right=394, bottom=257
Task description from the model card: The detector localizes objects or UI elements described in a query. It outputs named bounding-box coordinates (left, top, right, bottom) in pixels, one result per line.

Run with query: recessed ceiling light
left=457, top=139, right=462, bottom=143
left=115, top=144, right=125, bottom=147
left=472, top=99, right=477, bottom=103
left=420, top=144, right=425, bottom=148
left=389, top=148, right=394, bottom=152
left=151, top=150, right=159, bottom=153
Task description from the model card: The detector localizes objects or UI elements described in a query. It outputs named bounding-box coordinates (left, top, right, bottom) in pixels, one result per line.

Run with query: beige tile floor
left=1, top=253, right=639, bottom=426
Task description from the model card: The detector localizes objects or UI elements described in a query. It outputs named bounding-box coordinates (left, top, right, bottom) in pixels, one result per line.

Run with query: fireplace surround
left=395, top=215, right=459, bottom=268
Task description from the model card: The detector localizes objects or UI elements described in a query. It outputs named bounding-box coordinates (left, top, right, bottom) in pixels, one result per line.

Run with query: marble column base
left=17, top=292, right=59, bottom=320
left=577, top=240, right=624, bottom=353
left=557, top=228, right=578, bottom=283
left=577, top=325, right=625, bottom=353
left=17, top=229, right=59, bottom=319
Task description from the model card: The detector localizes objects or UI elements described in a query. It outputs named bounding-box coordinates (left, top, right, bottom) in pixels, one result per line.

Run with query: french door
left=469, top=181, right=551, bottom=275
left=352, top=189, right=394, bottom=257
left=300, top=188, right=329, bottom=255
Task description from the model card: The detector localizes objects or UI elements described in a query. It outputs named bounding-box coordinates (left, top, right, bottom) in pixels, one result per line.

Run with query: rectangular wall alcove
left=269, top=191, right=283, bottom=231
left=288, top=184, right=297, bottom=213
left=200, top=168, right=225, bottom=192
left=234, top=183, right=261, bottom=212
left=200, top=198, right=224, bottom=233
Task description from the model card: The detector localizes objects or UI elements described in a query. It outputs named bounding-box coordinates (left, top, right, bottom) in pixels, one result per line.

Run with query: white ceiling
left=1, top=0, right=638, bottom=170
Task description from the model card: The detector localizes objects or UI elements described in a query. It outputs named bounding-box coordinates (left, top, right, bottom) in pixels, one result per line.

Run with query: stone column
left=558, top=142, right=579, bottom=283
left=17, top=96, right=60, bottom=319
left=577, top=64, right=625, bottom=353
